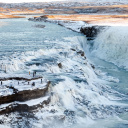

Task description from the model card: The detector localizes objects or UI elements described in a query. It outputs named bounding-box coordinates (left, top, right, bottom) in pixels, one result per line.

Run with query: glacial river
left=0, top=18, right=128, bottom=128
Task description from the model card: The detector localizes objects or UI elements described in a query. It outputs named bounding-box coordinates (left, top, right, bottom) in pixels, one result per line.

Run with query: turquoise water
left=0, top=18, right=82, bottom=75
left=0, top=18, right=128, bottom=128
left=85, top=39, right=128, bottom=128
left=0, top=18, right=81, bottom=56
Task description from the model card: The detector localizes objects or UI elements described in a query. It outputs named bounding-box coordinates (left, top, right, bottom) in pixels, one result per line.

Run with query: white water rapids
left=91, top=26, right=128, bottom=70
left=0, top=19, right=128, bottom=128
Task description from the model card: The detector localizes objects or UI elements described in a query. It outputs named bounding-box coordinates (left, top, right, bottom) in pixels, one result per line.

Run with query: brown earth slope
left=44, top=14, right=128, bottom=25
left=0, top=13, right=25, bottom=19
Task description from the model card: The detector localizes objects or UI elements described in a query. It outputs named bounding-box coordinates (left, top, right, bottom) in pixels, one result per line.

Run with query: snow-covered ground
left=47, top=20, right=86, bottom=32
left=29, top=17, right=87, bottom=32
left=1, top=0, right=128, bottom=5
left=69, top=0, right=128, bottom=5
left=1, top=0, right=128, bottom=11
left=0, top=78, right=47, bottom=96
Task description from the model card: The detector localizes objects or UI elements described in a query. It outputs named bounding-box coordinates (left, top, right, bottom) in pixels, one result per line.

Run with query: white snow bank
left=0, top=78, right=47, bottom=96
left=0, top=125, right=9, bottom=128
left=70, top=0, right=128, bottom=4
left=58, top=21, right=86, bottom=32
left=17, top=96, right=49, bottom=106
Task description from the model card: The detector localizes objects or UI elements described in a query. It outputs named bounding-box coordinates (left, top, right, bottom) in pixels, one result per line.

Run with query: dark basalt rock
left=7, top=86, right=18, bottom=93
left=0, top=120, right=4, bottom=124
left=0, top=76, right=42, bottom=81
left=77, top=50, right=86, bottom=59
left=34, top=24, right=45, bottom=28
left=28, top=15, right=48, bottom=22
left=40, top=15, right=48, bottom=20
left=0, top=97, right=50, bottom=115
left=91, top=64, right=95, bottom=69
left=80, top=26, right=105, bottom=40
left=77, top=50, right=85, bottom=56
left=70, top=48, right=76, bottom=51
left=58, top=63, right=62, bottom=69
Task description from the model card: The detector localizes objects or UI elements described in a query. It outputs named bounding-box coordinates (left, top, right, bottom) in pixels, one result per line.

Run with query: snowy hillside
left=69, top=0, right=128, bottom=3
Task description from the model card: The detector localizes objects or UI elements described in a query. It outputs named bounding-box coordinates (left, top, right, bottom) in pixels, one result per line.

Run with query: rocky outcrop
left=0, top=97, right=50, bottom=115
left=80, top=26, right=105, bottom=40
left=77, top=50, right=85, bottom=57
left=71, top=49, right=86, bottom=59
left=28, top=15, right=48, bottom=22
left=58, top=63, right=62, bottom=69
left=28, top=16, right=106, bottom=39
left=33, top=24, right=45, bottom=28
left=0, top=81, right=51, bottom=105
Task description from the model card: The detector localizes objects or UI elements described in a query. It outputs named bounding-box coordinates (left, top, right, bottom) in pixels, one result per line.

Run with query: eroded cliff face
left=0, top=82, right=50, bottom=105
left=80, top=26, right=100, bottom=40
left=0, top=13, right=25, bottom=19
left=0, top=77, right=51, bottom=114
left=28, top=15, right=104, bottom=40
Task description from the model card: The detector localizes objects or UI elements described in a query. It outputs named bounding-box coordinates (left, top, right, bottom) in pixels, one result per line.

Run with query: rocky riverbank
left=29, top=14, right=128, bottom=25
left=0, top=75, right=51, bottom=114
left=28, top=15, right=106, bottom=40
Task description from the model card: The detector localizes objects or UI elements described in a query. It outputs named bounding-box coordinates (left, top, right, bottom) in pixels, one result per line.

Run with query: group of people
left=1, top=63, right=7, bottom=73
left=0, top=71, right=44, bottom=88
left=29, top=71, right=37, bottom=77
left=1, top=78, right=43, bottom=87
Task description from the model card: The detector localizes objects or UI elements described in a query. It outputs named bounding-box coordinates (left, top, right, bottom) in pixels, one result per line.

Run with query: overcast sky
left=0, top=0, right=66, bottom=3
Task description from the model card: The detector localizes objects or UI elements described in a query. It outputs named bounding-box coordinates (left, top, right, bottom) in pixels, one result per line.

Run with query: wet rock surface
left=80, top=26, right=105, bottom=40
left=77, top=50, right=85, bottom=57
left=0, top=97, right=50, bottom=115
left=58, top=63, right=62, bottom=69
left=33, top=24, right=45, bottom=28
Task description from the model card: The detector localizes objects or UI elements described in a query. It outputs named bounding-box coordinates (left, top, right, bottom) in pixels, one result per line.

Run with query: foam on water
left=90, top=26, right=128, bottom=70
left=0, top=19, right=128, bottom=128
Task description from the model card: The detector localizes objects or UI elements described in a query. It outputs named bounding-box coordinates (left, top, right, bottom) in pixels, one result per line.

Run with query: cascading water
left=90, top=26, right=128, bottom=70
left=81, top=25, right=128, bottom=128
left=0, top=18, right=128, bottom=128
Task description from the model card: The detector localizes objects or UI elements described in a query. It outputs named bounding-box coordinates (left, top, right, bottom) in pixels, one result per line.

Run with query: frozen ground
left=46, top=19, right=86, bottom=32
left=0, top=77, right=47, bottom=96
